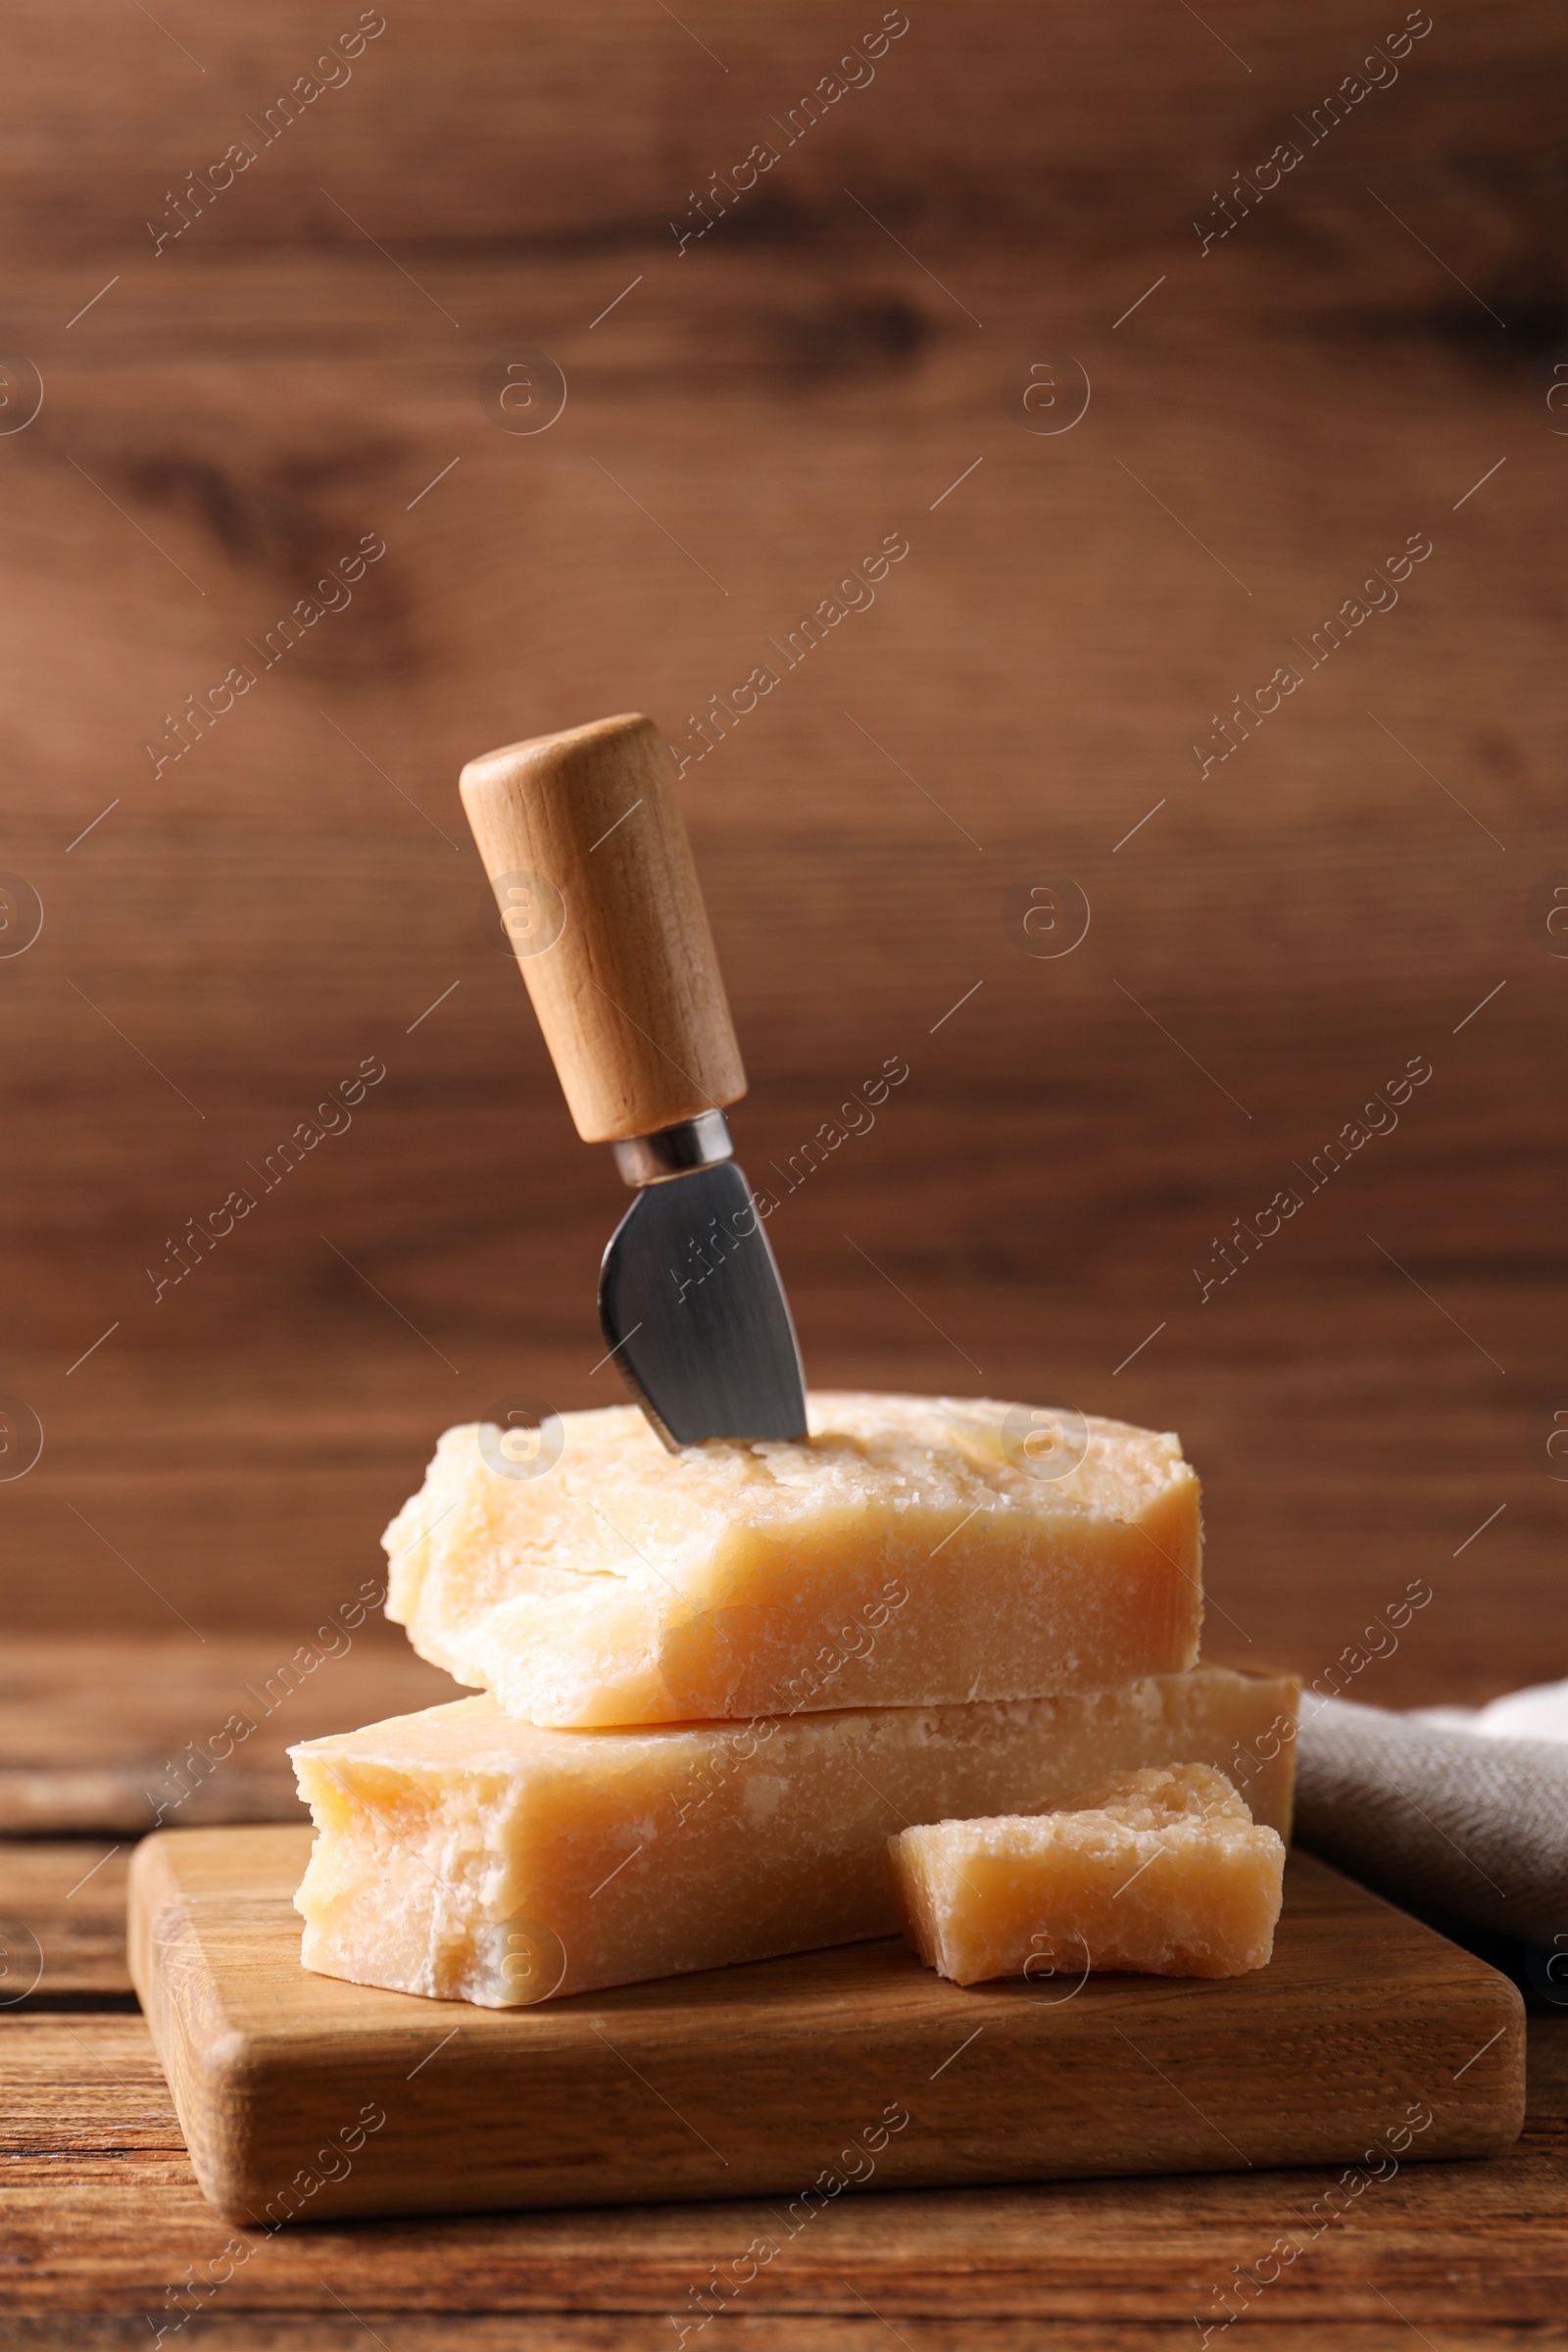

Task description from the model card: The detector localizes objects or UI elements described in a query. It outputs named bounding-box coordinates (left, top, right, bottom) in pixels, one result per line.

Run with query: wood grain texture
left=0, top=1638, right=460, bottom=1835
left=2, top=150, right=1564, bottom=1689
left=1, top=232, right=1560, bottom=1691
left=4, top=2331, right=1560, bottom=2352
left=3, top=2329, right=1566, bottom=2352
left=125, top=1827, right=1522, bottom=2226
left=1, top=1, right=1564, bottom=2328
left=1, top=0, right=1558, bottom=252
left=461, top=713, right=747, bottom=1140
left=0, top=1841, right=130, bottom=1998
left=2, top=2012, right=1564, bottom=2327
left=1, top=0, right=1563, bottom=1719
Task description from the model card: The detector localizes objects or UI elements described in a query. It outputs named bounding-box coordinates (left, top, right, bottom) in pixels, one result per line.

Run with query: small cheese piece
left=886, top=1763, right=1286, bottom=1986
left=291, top=1669, right=1295, bottom=2006
left=383, top=1392, right=1203, bottom=1727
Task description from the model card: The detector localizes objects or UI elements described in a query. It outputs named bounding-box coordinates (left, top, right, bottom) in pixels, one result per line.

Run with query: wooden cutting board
left=129, top=1826, right=1524, bottom=2227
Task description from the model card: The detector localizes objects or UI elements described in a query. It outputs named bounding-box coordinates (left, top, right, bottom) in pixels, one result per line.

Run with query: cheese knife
left=460, top=712, right=808, bottom=1450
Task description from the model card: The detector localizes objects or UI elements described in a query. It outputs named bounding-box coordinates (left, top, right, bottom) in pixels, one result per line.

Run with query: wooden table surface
left=4, top=0, right=1566, bottom=2335
left=3, top=1784, right=1565, bottom=2348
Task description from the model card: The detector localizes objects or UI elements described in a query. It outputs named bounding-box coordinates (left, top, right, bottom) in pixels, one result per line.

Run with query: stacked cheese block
left=290, top=1394, right=1298, bottom=2005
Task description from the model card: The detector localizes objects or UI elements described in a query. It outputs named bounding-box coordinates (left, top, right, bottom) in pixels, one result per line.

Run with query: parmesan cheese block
left=383, top=1393, right=1203, bottom=1728
left=886, top=1764, right=1286, bottom=1986
left=290, top=1668, right=1295, bottom=2006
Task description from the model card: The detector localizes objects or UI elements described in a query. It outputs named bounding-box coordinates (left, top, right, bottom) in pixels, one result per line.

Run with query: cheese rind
left=886, top=1764, right=1286, bottom=1985
left=382, top=1392, right=1203, bottom=1727
left=290, top=1668, right=1296, bottom=2006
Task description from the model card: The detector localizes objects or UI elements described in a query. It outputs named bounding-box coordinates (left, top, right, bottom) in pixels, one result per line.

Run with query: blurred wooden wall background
left=2, top=0, right=1565, bottom=1791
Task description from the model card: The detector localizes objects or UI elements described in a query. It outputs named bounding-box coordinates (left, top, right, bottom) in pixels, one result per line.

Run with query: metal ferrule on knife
left=612, top=1110, right=734, bottom=1189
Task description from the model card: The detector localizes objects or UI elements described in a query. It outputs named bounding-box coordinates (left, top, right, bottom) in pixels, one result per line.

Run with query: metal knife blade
left=600, top=1154, right=807, bottom=1449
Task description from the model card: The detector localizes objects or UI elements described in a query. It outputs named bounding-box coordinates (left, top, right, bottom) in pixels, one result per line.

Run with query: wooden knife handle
left=459, top=712, right=748, bottom=1144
